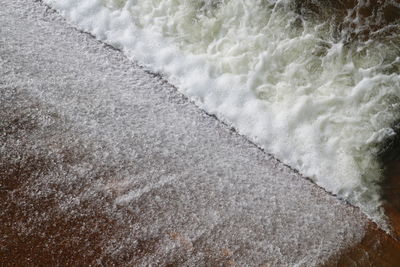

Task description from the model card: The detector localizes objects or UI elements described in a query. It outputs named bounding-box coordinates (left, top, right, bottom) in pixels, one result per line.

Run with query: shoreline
left=1, top=0, right=400, bottom=265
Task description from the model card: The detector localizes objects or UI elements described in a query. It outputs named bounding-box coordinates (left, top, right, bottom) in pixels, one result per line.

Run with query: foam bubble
left=44, top=0, right=400, bottom=227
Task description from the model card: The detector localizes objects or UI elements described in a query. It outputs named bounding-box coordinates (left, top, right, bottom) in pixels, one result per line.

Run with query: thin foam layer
left=44, top=0, right=400, bottom=228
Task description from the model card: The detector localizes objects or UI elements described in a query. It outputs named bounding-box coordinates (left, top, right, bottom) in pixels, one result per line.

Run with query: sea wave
left=44, top=0, right=400, bottom=228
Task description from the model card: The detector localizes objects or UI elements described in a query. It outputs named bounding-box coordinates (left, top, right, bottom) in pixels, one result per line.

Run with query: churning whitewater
left=44, top=0, right=400, bottom=225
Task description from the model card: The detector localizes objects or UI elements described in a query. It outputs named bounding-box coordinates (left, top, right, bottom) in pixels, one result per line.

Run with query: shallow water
left=44, top=0, right=400, bottom=226
left=2, top=1, right=377, bottom=265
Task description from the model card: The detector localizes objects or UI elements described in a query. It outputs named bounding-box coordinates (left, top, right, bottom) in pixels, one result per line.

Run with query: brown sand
left=1, top=158, right=400, bottom=266
left=2, top=167, right=400, bottom=266
left=325, top=222, right=400, bottom=266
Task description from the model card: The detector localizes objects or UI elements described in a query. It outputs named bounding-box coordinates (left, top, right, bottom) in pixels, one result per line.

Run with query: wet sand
left=325, top=223, right=400, bottom=266
left=1, top=0, right=400, bottom=265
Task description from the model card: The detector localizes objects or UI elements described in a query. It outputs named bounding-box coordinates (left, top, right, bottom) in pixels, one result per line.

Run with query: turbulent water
left=44, top=0, right=400, bottom=226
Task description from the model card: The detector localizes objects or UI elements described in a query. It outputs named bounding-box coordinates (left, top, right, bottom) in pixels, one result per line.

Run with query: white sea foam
left=44, top=0, right=400, bottom=227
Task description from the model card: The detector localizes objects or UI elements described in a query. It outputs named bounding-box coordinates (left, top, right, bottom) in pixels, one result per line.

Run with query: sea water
left=44, top=0, right=400, bottom=228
